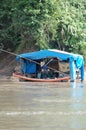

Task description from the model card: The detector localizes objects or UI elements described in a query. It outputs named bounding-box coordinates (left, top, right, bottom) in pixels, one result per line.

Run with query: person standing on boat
left=41, top=65, right=48, bottom=79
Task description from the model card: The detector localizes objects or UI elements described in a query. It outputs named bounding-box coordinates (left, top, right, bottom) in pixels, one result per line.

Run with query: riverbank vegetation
left=0, top=0, right=86, bottom=56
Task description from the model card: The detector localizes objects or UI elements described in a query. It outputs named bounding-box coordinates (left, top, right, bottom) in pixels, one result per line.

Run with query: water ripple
left=0, top=110, right=86, bottom=116
left=34, top=99, right=85, bottom=103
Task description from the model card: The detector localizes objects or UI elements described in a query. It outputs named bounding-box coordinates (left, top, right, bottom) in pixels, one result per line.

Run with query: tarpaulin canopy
left=16, top=49, right=84, bottom=81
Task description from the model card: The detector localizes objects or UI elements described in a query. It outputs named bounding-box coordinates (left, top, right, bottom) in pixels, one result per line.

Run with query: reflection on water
left=0, top=80, right=86, bottom=130
left=70, top=82, right=85, bottom=129
left=71, top=82, right=84, bottom=88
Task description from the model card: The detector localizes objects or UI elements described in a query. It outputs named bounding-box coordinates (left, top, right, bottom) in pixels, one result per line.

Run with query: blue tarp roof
left=16, top=49, right=83, bottom=60
left=16, top=49, right=84, bottom=68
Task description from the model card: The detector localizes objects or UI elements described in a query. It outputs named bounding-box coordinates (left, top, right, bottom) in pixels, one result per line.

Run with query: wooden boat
left=13, top=72, right=70, bottom=82
left=14, top=49, right=84, bottom=82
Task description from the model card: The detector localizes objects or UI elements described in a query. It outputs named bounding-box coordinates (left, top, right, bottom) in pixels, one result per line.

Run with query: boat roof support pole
left=69, top=60, right=76, bottom=82
left=80, top=63, right=84, bottom=81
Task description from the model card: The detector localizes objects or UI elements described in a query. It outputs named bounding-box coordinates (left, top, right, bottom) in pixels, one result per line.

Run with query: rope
left=0, top=48, right=69, bottom=76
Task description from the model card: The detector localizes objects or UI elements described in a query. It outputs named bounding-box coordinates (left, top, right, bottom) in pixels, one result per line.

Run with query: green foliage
left=12, top=0, right=58, bottom=49
left=0, top=0, right=86, bottom=56
left=56, top=0, right=86, bottom=55
left=0, top=0, right=20, bottom=50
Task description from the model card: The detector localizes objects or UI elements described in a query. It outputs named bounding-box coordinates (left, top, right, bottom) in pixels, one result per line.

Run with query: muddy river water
left=0, top=79, right=86, bottom=130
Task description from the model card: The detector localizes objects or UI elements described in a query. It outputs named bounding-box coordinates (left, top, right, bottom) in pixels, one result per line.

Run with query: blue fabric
left=69, top=60, right=76, bottom=81
left=42, top=65, right=48, bottom=70
left=75, top=56, right=84, bottom=68
left=16, top=49, right=82, bottom=61
left=21, top=59, right=26, bottom=74
left=80, top=64, right=84, bottom=81
left=21, top=60, right=36, bottom=74
left=26, top=61, right=36, bottom=74
left=16, top=49, right=84, bottom=68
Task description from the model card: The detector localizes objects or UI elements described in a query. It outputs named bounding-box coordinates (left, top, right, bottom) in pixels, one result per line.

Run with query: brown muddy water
left=0, top=79, right=86, bottom=130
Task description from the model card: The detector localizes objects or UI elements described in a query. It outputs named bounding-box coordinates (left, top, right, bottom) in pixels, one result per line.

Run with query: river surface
left=0, top=79, right=86, bottom=130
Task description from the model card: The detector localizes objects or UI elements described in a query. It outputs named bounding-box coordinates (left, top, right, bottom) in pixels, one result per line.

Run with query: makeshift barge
left=13, top=49, right=84, bottom=82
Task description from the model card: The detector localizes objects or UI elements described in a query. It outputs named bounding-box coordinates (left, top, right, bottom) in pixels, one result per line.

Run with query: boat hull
left=13, top=72, right=70, bottom=82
